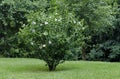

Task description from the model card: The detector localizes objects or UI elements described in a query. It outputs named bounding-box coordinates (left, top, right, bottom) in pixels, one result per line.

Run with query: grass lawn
left=0, top=58, right=120, bottom=79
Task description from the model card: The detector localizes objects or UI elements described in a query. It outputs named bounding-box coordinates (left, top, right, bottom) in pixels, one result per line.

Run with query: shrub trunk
left=48, top=64, right=56, bottom=71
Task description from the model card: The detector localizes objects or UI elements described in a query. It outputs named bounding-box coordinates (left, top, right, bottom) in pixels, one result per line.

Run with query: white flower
left=55, top=13, right=58, bottom=15
left=2, top=1, right=5, bottom=4
left=43, top=44, right=46, bottom=47
left=82, top=27, right=85, bottom=30
left=55, top=18, right=58, bottom=21
left=32, top=29, right=35, bottom=33
left=40, top=24, right=43, bottom=26
left=78, top=22, right=81, bottom=25
left=45, top=21, right=48, bottom=25
left=30, top=42, right=34, bottom=45
left=43, top=31, right=48, bottom=36
left=73, top=20, right=76, bottom=24
left=49, top=16, right=52, bottom=18
left=49, top=40, right=52, bottom=44
left=32, top=21, right=36, bottom=25
left=22, top=24, right=26, bottom=27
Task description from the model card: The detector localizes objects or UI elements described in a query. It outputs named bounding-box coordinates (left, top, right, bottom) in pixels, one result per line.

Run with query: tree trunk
left=82, top=47, right=86, bottom=60
left=48, top=64, right=56, bottom=71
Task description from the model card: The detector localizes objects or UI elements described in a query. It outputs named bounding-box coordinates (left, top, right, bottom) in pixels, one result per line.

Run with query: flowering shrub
left=19, top=12, right=83, bottom=71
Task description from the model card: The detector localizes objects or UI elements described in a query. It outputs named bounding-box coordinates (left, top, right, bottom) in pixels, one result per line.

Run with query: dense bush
left=88, top=40, right=120, bottom=62
left=88, top=48, right=105, bottom=61
left=108, top=45, right=120, bottom=62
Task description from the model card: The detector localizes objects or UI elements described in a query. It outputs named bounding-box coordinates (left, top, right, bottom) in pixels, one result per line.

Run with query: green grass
left=0, top=58, right=120, bottom=79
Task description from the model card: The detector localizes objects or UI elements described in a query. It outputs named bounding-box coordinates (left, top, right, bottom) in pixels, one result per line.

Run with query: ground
left=0, top=58, right=120, bottom=79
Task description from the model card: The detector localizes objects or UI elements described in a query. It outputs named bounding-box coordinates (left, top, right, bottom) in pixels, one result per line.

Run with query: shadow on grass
left=7, top=64, right=80, bottom=72
left=55, top=66, right=78, bottom=72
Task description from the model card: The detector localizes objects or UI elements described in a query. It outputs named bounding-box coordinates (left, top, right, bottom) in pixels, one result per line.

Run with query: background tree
left=0, top=0, right=48, bottom=57
left=83, top=0, right=120, bottom=61
left=65, top=0, right=115, bottom=60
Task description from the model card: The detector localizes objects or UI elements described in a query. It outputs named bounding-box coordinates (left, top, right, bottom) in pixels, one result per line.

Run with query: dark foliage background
left=0, top=0, right=120, bottom=62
